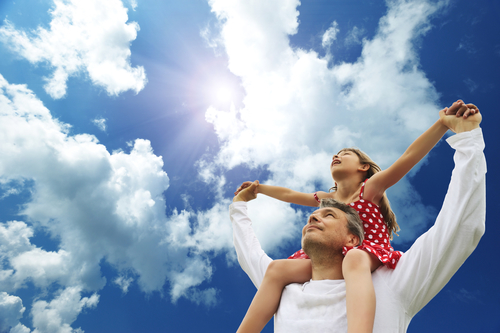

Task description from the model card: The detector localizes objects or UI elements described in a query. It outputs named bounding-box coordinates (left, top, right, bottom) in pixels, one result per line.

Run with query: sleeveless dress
left=288, top=180, right=402, bottom=269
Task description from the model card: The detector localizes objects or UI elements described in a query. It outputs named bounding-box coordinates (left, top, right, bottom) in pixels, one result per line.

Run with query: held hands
left=234, top=181, right=260, bottom=196
left=440, top=100, right=481, bottom=133
left=233, top=180, right=260, bottom=202
left=444, top=100, right=478, bottom=118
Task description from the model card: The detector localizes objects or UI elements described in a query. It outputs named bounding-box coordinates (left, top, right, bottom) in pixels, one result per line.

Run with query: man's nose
left=309, top=213, right=319, bottom=223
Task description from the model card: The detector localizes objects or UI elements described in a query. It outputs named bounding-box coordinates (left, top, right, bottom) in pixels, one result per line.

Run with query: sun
left=216, top=87, right=232, bottom=103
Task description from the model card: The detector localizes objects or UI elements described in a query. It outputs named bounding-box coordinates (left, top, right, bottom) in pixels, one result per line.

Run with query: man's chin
left=303, top=237, right=342, bottom=259
left=302, top=237, right=321, bottom=257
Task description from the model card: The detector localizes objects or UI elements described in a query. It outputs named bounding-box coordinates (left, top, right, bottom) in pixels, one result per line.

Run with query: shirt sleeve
left=385, top=127, right=486, bottom=316
left=230, top=201, right=273, bottom=289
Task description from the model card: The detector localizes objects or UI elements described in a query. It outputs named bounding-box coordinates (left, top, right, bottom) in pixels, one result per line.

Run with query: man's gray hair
left=320, top=198, right=364, bottom=246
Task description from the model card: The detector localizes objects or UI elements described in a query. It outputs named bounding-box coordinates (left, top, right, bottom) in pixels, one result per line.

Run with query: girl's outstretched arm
left=364, top=100, right=478, bottom=203
left=235, top=181, right=320, bottom=207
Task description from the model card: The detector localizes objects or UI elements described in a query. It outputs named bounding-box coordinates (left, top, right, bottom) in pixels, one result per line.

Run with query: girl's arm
left=364, top=101, right=478, bottom=203
left=235, top=181, right=321, bottom=207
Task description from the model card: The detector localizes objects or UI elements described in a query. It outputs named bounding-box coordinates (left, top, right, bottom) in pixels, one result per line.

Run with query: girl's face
left=330, top=150, right=364, bottom=175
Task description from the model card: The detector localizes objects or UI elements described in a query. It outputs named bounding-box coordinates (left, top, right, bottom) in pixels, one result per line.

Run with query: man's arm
left=385, top=125, right=486, bottom=316
left=231, top=182, right=273, bottom=288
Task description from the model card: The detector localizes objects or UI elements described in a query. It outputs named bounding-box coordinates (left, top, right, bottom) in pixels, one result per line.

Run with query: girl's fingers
left=466, top=103, right=478, bottom=110
left=444, top=101, right=478, bottom=118
left=235, top=182, right=253, bottom=195
left=447, top=100, right=462, bottom=115
left=456, top=104, right=469, bottom=117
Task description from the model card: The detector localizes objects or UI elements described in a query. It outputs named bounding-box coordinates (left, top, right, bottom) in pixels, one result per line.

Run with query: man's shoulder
left=372, top=265, right=398, bottom=294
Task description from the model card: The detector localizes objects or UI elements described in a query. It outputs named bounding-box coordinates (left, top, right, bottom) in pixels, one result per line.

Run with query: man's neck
left=310, top=257, right=344, bottom=281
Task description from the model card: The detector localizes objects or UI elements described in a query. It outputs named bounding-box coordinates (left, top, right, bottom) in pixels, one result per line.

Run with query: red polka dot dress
left=288, top=180, right=402, bottom=269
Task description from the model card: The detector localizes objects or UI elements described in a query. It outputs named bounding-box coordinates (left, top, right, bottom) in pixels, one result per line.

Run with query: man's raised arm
left=386, top=111, right=486, bottom=317
left=231, top=181, right=273, bottom=288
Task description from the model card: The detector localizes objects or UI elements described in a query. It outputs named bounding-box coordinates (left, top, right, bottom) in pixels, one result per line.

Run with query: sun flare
left=216, top=87, right=232, bottom=103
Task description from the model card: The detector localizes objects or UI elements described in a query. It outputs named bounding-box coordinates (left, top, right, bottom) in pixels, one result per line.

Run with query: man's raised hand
left=440, top=101, right=481, bottom=133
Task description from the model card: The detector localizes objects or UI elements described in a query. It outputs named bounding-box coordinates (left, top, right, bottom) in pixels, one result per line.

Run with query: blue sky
left=0, top=0, right=498, bottom=332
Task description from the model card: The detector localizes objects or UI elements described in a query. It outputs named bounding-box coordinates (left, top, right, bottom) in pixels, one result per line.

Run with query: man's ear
left=345, top=233, right=360, bottom=248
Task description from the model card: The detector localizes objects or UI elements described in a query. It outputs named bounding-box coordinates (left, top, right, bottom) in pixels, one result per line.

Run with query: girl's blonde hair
left=330, top=148, right=400, bottom=240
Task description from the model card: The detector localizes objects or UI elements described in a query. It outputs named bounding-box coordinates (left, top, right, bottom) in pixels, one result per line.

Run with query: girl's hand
left=233, top=181, right=260, bottom=202
left=444, top=100, right=478, bottom=118
left=234, top=181, right=259, bottom=196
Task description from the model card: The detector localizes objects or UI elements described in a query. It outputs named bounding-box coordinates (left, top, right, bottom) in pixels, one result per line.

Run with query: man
left=230, top=109, right=485, bottom=332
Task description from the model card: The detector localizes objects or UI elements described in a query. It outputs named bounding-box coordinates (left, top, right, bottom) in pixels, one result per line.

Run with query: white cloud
left=322, top=21, right=339, bottom=49
left=345, top=26, right=366, bottom=46
left=113, top=275, right=133, bottom=294
left=203, top=0, right=448, bottom=248
left=0, top=0, right=146, bottom=99
left=209, top=0, right=300, bottom=78
left=0, top=0, right=454, bottom=330
left=128, top=0, right=138, bottom=11
left=92, top=117, right=106, bottom=132
left=0, top=74, right=236, bottom=330
left=200, top=22, right=224, bottom=55
left=10, top=324, right=31, bottom=333
left=0, top=292, right=29, bottom=333
left=31, top=287, right=98, bottom=333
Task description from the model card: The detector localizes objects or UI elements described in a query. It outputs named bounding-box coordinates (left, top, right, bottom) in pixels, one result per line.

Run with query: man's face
left=301, top=207, right=351, bottom=254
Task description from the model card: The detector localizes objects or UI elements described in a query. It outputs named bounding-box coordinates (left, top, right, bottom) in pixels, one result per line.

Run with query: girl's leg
left=237, top=259, right=312, bottom=333
left=342, top=249, right=381, bottom=333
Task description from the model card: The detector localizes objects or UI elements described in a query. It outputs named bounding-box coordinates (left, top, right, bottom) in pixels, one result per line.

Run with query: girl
left=234, top=101, right=478, bottom=333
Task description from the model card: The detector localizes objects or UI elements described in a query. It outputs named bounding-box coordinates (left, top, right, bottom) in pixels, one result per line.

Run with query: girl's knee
left=343, top=249, right=371, bottom=272
left=265, top=259, right=311, bottom=285
left=265, top=260, right=289, bottom=281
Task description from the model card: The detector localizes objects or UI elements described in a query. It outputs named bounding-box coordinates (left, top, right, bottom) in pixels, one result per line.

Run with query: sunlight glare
left=216, top=87, right=232, bottom=103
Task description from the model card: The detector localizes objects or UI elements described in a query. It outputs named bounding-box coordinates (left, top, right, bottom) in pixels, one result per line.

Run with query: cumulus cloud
left=0, top=0, right=455, bottom=330
left=203, top=0, right=448, bottom=246
left=0, top=0, right=146, bottom=99
left=0, top=74, right=234, bottom=331
left=31, top=287, right=98, bottom=333
left=0, top=292, right=29, bottom=333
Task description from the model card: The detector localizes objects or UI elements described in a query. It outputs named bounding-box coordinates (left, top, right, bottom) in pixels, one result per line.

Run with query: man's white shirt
left=230, top=128, right=486, bottom=333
